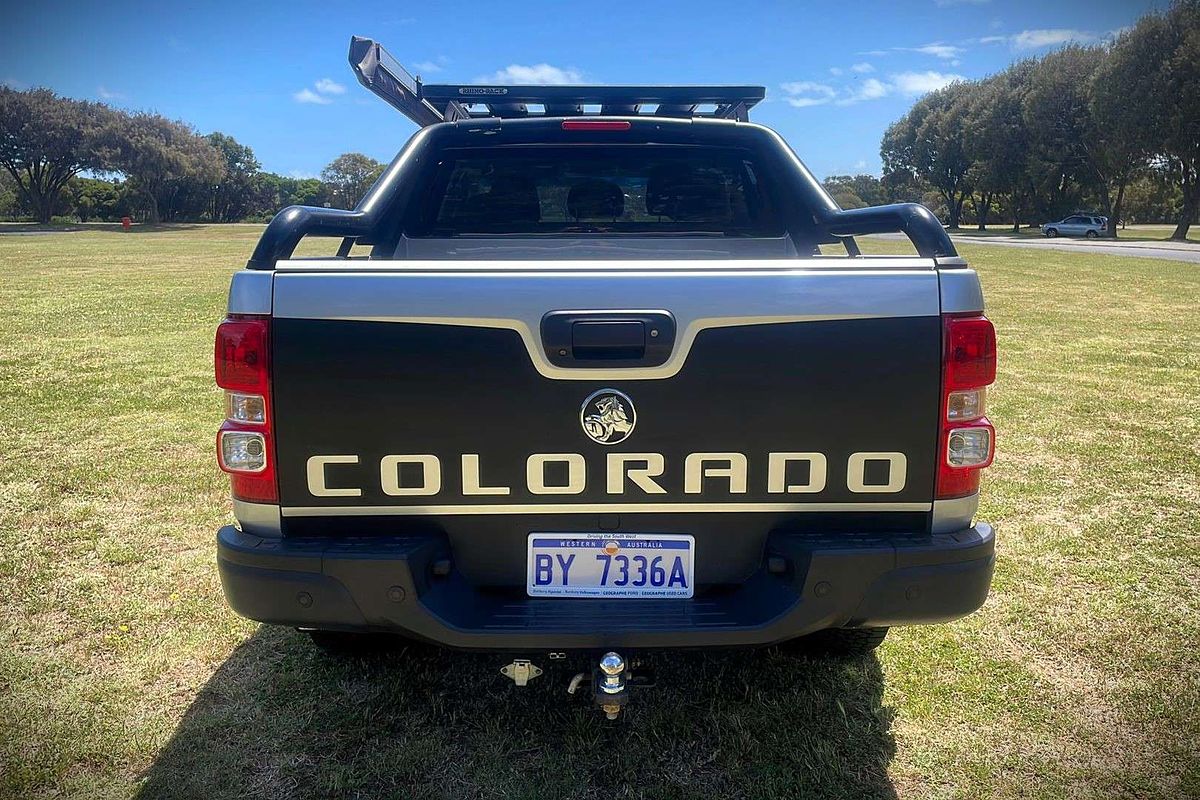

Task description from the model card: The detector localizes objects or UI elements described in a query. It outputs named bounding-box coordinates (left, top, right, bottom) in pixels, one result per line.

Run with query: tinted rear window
left=410, top=146, right=783, bottom=237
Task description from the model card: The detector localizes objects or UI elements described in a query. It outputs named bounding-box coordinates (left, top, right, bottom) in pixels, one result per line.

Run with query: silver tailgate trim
left=281, top=501, right=933, bottom=516
left=271, top=260, right=940, bottom=380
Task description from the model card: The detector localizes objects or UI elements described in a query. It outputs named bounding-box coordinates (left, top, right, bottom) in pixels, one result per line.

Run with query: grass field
left=1, top=225, right=1197, bottom=799
left=938, top=223, right=1200, bottom=243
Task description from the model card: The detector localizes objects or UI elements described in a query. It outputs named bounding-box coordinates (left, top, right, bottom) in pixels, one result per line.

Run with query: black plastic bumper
left=217, top=523, right=994, bottom=650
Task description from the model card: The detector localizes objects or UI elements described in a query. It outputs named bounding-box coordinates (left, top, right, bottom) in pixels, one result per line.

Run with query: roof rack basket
left=349, top=36, right=765, bottom=127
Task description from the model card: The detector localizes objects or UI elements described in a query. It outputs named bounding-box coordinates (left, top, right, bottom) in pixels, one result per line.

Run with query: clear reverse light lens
left=224, top=392, right=266, bottom=424
left=220, top=431, right=267, bottom=472
left=947, top=427, right=992, bottom=467
left=947, top=388, right=985, bottom=421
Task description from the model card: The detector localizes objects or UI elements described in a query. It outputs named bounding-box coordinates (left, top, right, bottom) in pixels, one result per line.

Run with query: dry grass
left=0, top=225, right=1197, bottom=799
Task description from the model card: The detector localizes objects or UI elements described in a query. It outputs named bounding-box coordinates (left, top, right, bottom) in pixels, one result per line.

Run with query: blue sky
left=1, top=0, right=1160, bottom=180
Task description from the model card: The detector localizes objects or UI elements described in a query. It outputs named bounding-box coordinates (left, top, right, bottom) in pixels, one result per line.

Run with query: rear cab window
left=407, top=146, right=784, bottom=238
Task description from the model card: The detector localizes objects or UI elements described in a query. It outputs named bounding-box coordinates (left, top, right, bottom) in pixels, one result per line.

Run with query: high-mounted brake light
left=937, top=314, right=996, bottom=499
left=561, top=120, right=632, bottom=131
left=215, top=316, right=277, bottom=503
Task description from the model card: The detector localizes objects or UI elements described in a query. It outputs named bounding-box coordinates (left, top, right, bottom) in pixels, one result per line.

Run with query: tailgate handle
left=542, top=311, right=675, bottom=368
left=572, top=321, right=644, bottom=359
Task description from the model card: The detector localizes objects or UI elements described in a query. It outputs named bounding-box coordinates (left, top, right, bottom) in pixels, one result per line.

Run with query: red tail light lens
left=215, top=316, right=277, bottom=503
left=937, top=314, right=996, bottom=499
left=944, top=316, right=996, bottom=390
left=215, top=318, right=269, bottom=392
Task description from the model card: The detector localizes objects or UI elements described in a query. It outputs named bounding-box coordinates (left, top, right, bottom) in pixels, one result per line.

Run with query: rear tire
left=781, top=627, right=889, bottom=658
left=1085, top=230, right=1098, bottom=239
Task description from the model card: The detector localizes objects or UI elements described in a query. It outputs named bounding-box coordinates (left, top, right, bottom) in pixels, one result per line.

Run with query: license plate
left=526, top=533, right=695, bottom=598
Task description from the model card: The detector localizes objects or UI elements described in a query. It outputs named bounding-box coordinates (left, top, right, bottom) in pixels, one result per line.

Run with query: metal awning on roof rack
left=349, top=36, right=765, bottom=128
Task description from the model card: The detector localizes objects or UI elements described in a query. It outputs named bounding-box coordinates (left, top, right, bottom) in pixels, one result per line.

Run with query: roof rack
left=348, top=36, right=765, bottom=127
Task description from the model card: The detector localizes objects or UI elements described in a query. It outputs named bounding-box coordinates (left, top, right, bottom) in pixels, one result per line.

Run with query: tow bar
left=569, top=651, right=653, bottom=720
left=503, top=651, right=652, bottom=718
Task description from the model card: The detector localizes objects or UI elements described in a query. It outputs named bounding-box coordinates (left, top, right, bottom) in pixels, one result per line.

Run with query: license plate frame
left=526, top=532, right=695, bottom=599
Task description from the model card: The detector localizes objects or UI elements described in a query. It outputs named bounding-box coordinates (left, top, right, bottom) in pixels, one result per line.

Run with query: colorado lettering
left=304, top=451, right=908, bottom=498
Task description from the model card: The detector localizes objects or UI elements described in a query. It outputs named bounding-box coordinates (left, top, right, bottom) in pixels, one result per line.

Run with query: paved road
left=875, top=232, right=1200, bottom=264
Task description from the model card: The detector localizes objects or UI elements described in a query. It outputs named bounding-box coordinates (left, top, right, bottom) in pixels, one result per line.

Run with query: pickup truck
left=214, top=37, right=997, bottom=716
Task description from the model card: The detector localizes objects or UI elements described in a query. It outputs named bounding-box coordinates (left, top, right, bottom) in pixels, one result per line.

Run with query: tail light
left=561, top=120, right=632, bottom=131
left=937, top=314, right=996, bottom=499
left=215, top=316, right=277, bottom=503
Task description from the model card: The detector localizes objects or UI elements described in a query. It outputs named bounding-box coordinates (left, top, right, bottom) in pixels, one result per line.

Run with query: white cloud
left=854, top=159, right=868, bottom=170
left=288, top=170, right=317, bottom=179
left=859, top=49, right=888, bottom=57
left=783, top=67, right=963, bottom=110
left=314, top=78, right=345, bottom=95
left=97, top=86, right=125, bottom=100
left=2, top=77, right=28, bottom=90
left=477, top=64, right=584, bottom=85
left=785, top=97, right=831, bottom=108
left=414, top=56, right=450, bottom=75
left=829, top=67, right=844, bottom=76
left=891, top=70, right=966, bottom=95
left=293, top=88, right=331, bottom=104
left=850, top=62, right=875, bottom=73
left=780, top=81, right=837, bottom=108
left=910, top=43, right=965, bottom=59
left=1010, top=28, right=1099, bottom=50
left=836, top=78, right=891, bottom=105
left=979, top=28, right=1109, bottom=50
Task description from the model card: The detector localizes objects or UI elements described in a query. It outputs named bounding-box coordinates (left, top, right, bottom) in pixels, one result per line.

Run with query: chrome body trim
left=281, top=501, right=933, bottom=517
left=232, top=498, right=282, bottom=536
left=931, top=492, right=979, bottom=534
left=938, top=269, right=984, bottom=314
left=271, top=261, right=940, bottom=380
left=227, top=270, right=274, bottom=315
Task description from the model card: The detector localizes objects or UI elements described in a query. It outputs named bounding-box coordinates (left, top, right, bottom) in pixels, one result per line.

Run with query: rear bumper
left=217, top=523, right=994, bottom=650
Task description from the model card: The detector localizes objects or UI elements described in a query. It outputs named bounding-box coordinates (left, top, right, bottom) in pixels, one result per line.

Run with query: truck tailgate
left=269, top=260, right=943, bottom=586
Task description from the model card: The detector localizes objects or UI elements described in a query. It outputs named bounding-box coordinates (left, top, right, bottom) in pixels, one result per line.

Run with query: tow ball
left=568, top=651, right=649, bottom=720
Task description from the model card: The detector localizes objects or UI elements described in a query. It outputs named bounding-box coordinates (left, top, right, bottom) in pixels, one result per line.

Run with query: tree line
left=874, top=0, right=1199, bottom=240
left=3, top=2, right=1196, bottom=237
left=0, top=87, right=386, bottom=225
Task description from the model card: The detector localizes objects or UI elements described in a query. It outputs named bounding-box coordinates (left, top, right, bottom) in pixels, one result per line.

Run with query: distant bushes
left=0, top=87, right=384, bottom=225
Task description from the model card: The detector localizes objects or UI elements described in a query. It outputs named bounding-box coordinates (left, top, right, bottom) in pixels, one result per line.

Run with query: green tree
left=320, top=153, right=385, bottom=208
left=1122, top=170, right=1182, bottom=223
left=823, top=174, right=886, bottom=209
left=965, top=63, right=1036, bottom=231
left=69, top=177, right=124, bottom=222
left=207, top=132, right=261, bottom=222
left=115, top=113, right=225, bottom=223
left=284, top=176, right=329, bottom=207
left=1101, top=0, right=1200, bottom=240
left=0, top=169, right=18, bottom=219
left=0, top=87, right=121, bottom=224
left=882, top=82, right=974, bottom=228
left=1024, top=46, right=1144, bottom=237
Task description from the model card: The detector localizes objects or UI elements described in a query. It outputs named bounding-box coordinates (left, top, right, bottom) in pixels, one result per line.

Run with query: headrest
left=645, top=164, right=726, bottom=221
left=567, top=179, right=625, bottom=220
left=460, top=173, right=541, bottom=224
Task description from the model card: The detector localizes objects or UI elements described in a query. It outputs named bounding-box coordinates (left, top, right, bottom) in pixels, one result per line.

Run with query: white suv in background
left=1041, top=214, right=1108, bottom=238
